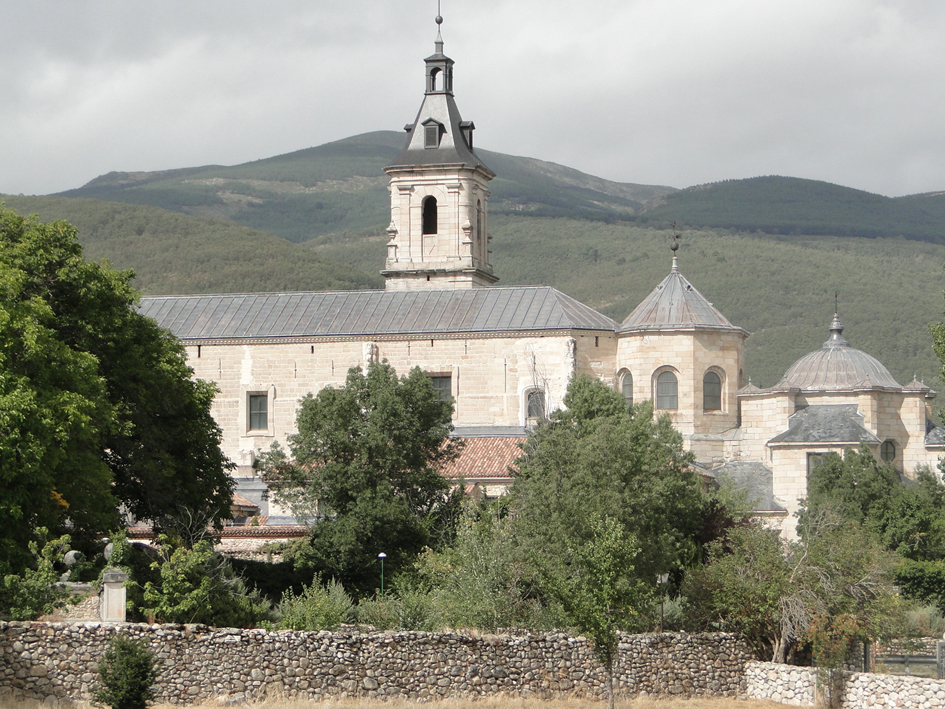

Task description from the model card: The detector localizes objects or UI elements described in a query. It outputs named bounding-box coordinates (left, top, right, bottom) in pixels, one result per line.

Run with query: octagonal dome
left=777, top=314, right=900, bottom=391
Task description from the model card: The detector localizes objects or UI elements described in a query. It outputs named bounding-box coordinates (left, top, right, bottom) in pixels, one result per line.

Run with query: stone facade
left=189, top=330, right=614, bottom=474
left=746, top=660, right=945, bottom=709
left=0, top=622, right=751, bottom=705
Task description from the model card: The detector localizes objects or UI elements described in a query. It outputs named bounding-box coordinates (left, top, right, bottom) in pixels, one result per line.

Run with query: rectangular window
left=430, top=375, right=452, bottom=402
left=807, top=453, right=826, bottom=477
left=248, top=394, right=268, bottom=431
left=424, top=125, right=439, bottom=149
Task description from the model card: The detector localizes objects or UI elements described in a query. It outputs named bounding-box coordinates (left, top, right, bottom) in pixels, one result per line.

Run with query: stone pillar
left=100, top=568, right=128, bottom=622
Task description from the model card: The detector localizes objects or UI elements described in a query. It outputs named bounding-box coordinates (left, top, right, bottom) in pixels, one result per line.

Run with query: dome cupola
left=777, top=314, right=900, bottom=391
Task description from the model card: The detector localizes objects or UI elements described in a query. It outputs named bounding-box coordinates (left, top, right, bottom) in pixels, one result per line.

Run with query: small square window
left=248, top=394, right=268, bottom=431
left=430, top=375, right=452, bottom=402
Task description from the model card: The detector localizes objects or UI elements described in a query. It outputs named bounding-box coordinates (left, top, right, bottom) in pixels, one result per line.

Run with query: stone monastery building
left=140, top=22, right=945, bottom=539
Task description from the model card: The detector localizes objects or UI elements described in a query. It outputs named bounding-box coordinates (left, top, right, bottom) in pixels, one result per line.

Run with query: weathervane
left=834, top=291, right=839, bottom=315
left=670, top=221, right=681, bottom=254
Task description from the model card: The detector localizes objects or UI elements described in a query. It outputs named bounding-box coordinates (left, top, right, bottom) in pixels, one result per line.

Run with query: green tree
left=685, top=513, right=902, bottom=664
left=257, top=361, right=462, bottom=593
left=0, top=528, right=72, bottom=620
left=416, top=498, right=545, bottom=632
left=547, top=515, right=649, bottom=709
left=95, top=634, right=161, bottom=709
left=140, top=536, right=270, bottom=627
left=512, top=375, right=702, bottom=595
left=0, top=207, right=234, bottom=569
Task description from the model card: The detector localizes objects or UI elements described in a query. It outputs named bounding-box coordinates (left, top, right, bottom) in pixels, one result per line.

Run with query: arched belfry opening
left=422, top=196, right=438, bottom=235
left=382, top=13, right=497, bottom=290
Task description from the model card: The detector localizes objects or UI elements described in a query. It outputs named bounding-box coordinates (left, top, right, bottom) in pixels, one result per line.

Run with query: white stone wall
left=746, top=661, right=945, bottom=709
left=616, top=328, right=744, bottom=442
left=185, top=330, right=616, bottom=473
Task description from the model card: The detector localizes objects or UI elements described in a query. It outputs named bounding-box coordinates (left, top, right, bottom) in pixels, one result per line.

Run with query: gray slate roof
left=925, top=423, right=945, bottom=447
left=709, top=462, right=786, bottom=514
left=768, top=405, right=881, bottom=445
left=139, top=286, right=618, bottom=340
left=620, top=259, right=744, bottom=333
left=776, top=315, right=901, bottom=391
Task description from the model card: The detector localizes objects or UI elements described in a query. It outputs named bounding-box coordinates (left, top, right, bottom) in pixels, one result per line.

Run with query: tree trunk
left=606, top=665, right=615, bottom=709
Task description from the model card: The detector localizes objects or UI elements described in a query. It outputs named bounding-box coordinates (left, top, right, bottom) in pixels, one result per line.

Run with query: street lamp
left=378, top=552, right=387, bottom=596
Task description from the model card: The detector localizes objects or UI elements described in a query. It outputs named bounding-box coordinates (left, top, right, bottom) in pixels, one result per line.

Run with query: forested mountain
left=58, top=131, right=674, bottom=242
left=7, top=130, right=944, bottom=395
left=639, top=176, right=945, bottom=243
left=0, top=195, right=382, bottom=294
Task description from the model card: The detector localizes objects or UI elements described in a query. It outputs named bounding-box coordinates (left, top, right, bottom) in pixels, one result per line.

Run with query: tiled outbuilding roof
left=441, top=436, right=524, bottom=481
left=139, top=287, right=617, bottom=340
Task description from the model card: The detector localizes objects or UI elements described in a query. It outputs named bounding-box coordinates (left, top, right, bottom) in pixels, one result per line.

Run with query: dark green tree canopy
left=512, top=374, right=702, bottom=594
left=0, top=207, right=233, bottom=570
left=259, top=361, right=462, bottom=592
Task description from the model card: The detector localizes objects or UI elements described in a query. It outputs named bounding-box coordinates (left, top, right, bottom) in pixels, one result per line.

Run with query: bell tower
left=382, top=14, right=497, bottom=290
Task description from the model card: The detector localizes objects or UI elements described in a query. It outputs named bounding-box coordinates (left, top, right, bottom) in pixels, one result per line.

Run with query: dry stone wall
left=0, top=622, right=752, bottom=705
left=746, top=661, right=945, bottom=708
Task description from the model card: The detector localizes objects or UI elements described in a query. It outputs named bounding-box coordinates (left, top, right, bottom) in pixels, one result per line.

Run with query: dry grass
left=0, top=697, right=788, bottom=709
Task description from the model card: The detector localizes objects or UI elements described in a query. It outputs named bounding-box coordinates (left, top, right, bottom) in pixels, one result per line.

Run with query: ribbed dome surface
left=620, top=258, right=743, bottom=333
left=778, top=315, right=900, bottom=391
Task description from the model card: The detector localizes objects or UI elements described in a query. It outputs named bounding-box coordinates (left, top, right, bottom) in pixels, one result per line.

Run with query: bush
left=140, top=536, right=270, bottom=627
left=274, top=576, right=354, bottom=630
left=95, top=634, right=161, bottom=709
left=0, top=529, right=71, bottom=621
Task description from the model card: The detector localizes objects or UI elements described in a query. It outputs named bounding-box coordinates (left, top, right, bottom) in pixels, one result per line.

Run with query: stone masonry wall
left=0, top=622, right=751, bottom=705
left=746, top=660, right=945, bottom=708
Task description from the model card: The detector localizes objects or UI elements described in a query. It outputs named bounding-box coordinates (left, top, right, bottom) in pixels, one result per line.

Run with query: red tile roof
left=442, top=437, right=525, bottom=481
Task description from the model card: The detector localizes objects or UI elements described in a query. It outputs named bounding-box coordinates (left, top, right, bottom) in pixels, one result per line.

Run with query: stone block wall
left=0, top=622, right=752, bottom=706
left=746, top=660, right=945, bottom=708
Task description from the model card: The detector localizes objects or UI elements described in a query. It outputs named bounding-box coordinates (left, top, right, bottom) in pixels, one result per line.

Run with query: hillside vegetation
left=58, top=131, right=676, bottom=242
left=0, top=195, right=382, bottom=294
left=640, top=176, right=945, bottom=243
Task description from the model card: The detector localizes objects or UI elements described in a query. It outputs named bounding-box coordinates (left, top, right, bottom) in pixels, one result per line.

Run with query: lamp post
left=657, top=573, right=669, bottom=633
left=378, top=552, right=387, bottom=597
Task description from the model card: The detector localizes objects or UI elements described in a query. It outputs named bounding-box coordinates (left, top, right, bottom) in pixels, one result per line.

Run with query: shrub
left=95, top=634, right=161, bottom=709
left=274, top=575, right=353, bottom=630
left=0, top=529, right=71, bottom=621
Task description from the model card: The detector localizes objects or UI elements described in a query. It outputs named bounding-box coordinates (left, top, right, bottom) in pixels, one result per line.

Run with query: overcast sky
left=3, top=0, right=944, bottom=198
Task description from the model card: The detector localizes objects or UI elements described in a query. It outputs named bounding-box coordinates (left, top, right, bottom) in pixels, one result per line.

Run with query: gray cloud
left=2, top=0, right=944, bottom=197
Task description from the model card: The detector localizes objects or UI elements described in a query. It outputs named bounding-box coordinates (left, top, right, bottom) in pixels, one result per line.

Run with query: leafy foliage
left=257, top=361, right=462, bottom=594
left=272, top=575, right=354, bottom=631
left=0, top=529, right=71, bottom=620
left=415, top=499, right=547, bottom=632
left=512, top=375, right=702, bottom=589
left=685, top=515, right=902, bottom=663
left=141, top=536, right=269, bottom=627
left=95, top=634, right=161, bottom=709
left=545, top=515, right=649, bottom=709
left=0, top=207, right=236, bottom=567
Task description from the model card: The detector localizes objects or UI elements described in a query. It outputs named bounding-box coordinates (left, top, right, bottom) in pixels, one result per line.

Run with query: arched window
left=527, top=389, right=546, bottom=421
left=428, top=67, right=441, bottom=92
left=656, top=371, right=678, bottom=410
left=422, top=196, right=437, bottom=235
left=703, top=371, right=722, bottom=411
left=621, top=372, right=633, bottom=408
